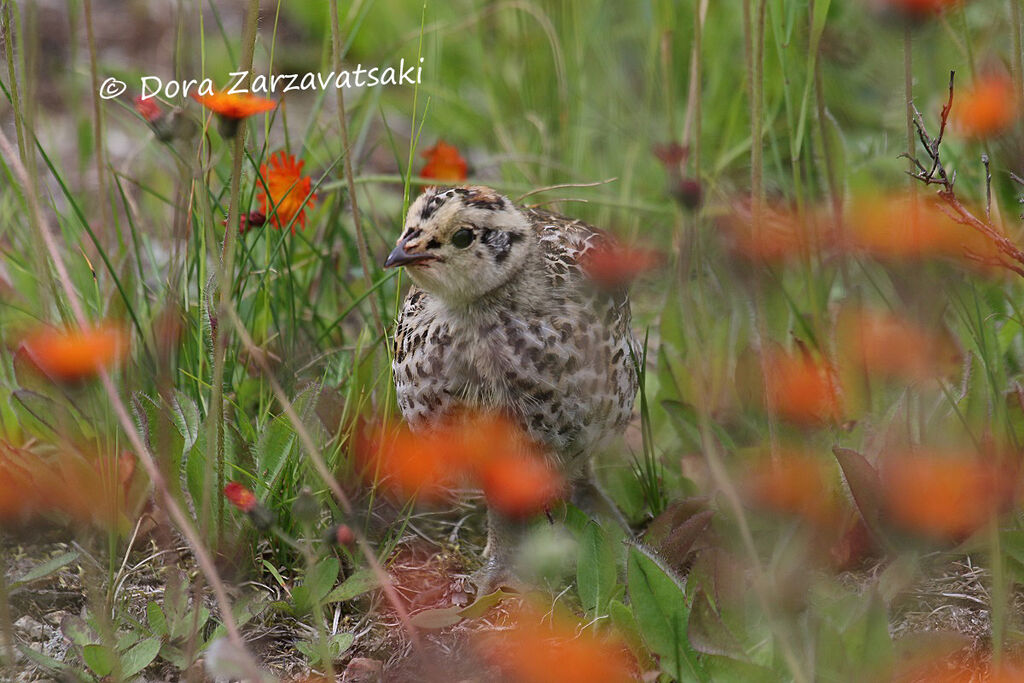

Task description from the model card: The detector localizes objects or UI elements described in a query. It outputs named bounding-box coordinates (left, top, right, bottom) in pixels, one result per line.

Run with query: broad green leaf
left=60, top=614, right=98, bottom=648
left=11, top=551, right=79, bottom=588
left=628, top=543, right=707, bottom=682
left=121, top=636, right=161, bottom=679
left=253, top=414, right=296, bottom=499
left=609, top=599, right=654, bottom=668
left=325, top=568, right=378, bottom=603
left=82, top=644, right=116, bottom=677
left=305, top=556, right=340, bottom=603
left=577, top=521, right=617, bottom=617
left=147, top=602, right=167, bottom=636
left=833, top=447, right=884, bottom=536
left=410, top=606, right=463, bottom=629
left=290, top=585, right=312, bottom=615
left=458, top=589, right=514, bottom=619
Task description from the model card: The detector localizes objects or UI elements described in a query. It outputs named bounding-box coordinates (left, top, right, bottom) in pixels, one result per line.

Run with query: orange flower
left=0, top=442, right=141, bottom=529
left=845, top=193, right=1002, bottom=264
left=762, top=349, right=842, bottom=426
left=719, top=201, right=829, bottom=263
left=870, top=0, right=961, bottom=19
left=224, top=482, right=258, bottom=513
left=744, top=451, right=839, bottom=526
left=420, top=141, right=468, bottom=182
left=257, top=151, right=317, bottom=233
left=953, top=74, right=1019, bottom=139
left=478, top=452, right=564, bottom=518
left=580, top=242, right=661, bottom=289
left=358, top=413, right=563, bottom=513
left=838, top=308, right=960, bottom=382
left=191, top=90, right=276, bottom=120
left=22, top=322, right=129, bottom=382
left=474, top=608, right=635, bottom=683
left=881, top=451, right=1010, bottom=541
left=133, top=95, right=163, bottom=123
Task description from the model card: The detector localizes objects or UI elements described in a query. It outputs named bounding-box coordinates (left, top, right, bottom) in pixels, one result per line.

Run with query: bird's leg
left=473, top=506, right=529, bottom=594
left=570, top=462, right=632, bottom=534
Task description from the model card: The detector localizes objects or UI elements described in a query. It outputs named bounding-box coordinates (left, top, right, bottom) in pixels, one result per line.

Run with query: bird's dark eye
left=451, top=228, right=474, bottom=249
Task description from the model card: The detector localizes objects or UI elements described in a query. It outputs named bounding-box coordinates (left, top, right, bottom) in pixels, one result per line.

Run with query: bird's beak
left=383, top=238, right=434, bottom=269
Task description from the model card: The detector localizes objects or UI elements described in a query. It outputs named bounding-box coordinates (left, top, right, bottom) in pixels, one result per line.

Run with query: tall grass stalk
left=0, top=125, right=259, bottom=676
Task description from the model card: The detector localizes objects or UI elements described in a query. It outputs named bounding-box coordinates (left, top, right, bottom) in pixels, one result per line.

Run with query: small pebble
left=14, top=615, right=46, bottom=640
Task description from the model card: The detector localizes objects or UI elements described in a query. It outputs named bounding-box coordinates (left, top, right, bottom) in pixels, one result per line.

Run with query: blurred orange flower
left=257, top=151, right=318, bottom=232
left=475, top=608, right=635, bottom=683
left=837, top=308, right=960, bottom=382
left=745, top=451, right=840, bottom=526
left=0, top=442, right=140, bottom=529
left=844, top=194, right=1001, bottom=264
left=22, top=322, right=129, bottom=382
left=881, top=451, right=1012, bottom=541
left=871, top=0, right=961, bottom=19
left=580, top=242, right=661, bottom=289
left=420, top=141, right=468, bottom=182
left=478, top=451, right=564, bottom=518
left=953, top=74, right=1019, bottom=139
left=762, top=349, right=842, bottom=425
left=133, top=95, right=163, bottom=123
left=224, top=482, right=258, bottom=513
left=191, top=90, right=277, bottom=120
left=358, top=414, right=563, bottom=514
left=719, top=202, right=828, bottom=263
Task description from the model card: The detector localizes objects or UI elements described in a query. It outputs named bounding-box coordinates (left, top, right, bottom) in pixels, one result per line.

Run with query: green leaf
left=833, top=447, right=884, bottom=536
left=262, top=560, right=289, bottom=592
left=305, top=556, right=340, bottom=603
left=11, top=550, right=79, bottom=588
left=627, top=543, right=706, bottom=682
left=146, top=602, right=167, bottom=636
left=121, top=636, right=161, bottom=679
left=60, top=614, right=98, bottom=647
left=253, top=414, right=296, bottom=499
left=17, top=643, right=66, bottom=672
left=290, top=585, right=312, bottom=616
left=409, top=606, right=463, bottom=629
left=82, top=644, right=116, bottom=677
left=324, top=568, right=378, bottom=603
left=458, top=589, right=514, bottom=619
left=609, top=599, right=654, bottom=668
left=577, top=521, right=617, bottom=617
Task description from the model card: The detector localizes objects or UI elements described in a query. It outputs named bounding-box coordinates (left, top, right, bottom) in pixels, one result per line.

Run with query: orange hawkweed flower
left=478, top=452, right=564, bottom=518
left=191, top=90, right=276, bottom=119
left=953, top=74, right=1019, bottom=139
left=22, top=322, right=129, bottom=383
left=719, top=201, right=829, bottom=263
left=881, top=451, right=1011, bottom=541
left=133, top=95, right=163, bottom=123
left=474, top=608, right=635, bottom=683
left=838, top=308, right=960, bottom=382
left=257, top=151, right=317, bottom=233
left=744, top=451, right=840, bottom=526
left=191, top=90, right=276, bottom=137
left=580, top=242, right=661, bottom=289
left=358, top=413, right=563, bottom=514
left=845, top=193, right=1003, bottom=265
left=0, top=442, right=141, bottom=529
left=762, top=349, right=842, bottom=425
left=420, top=140, right=468, bottom=182
left=870, top=0, right=962, bottom=20
left=224, top=482, right=258, bottom=513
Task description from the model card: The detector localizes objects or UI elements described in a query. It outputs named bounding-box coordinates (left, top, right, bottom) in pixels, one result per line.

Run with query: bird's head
left=384, top=186, right=535, bottom=305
